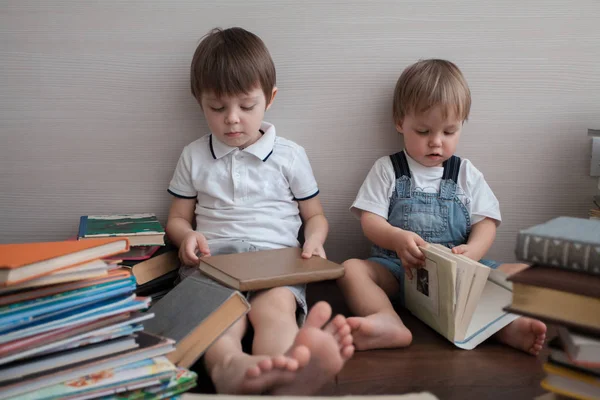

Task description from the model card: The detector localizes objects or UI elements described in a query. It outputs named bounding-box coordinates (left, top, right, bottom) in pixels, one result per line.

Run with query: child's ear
left=395, top=119, right=404, bottom=134
left=265, top=87, right=278, bottom=111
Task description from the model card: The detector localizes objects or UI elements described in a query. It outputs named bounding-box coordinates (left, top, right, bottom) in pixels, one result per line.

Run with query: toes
left=288, top=344, right=311, bottom=368
left=256, top=358, right=274, bottom=372
left=339, top=333, right=353, bottom=347
left=323, top=314, right=345, bottom=335
left=245, top=364, right=262, bottom=378
left=341, top=344, right=355, bottom=360
left=346, top=317, right=362, bottom=331
left=271, top=355, right=287, bottom=369
left=304, top=301, right=332, bottom=329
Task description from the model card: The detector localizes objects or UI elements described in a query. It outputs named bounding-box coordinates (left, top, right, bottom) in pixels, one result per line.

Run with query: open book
left=404, top=244, right=518, bottom=349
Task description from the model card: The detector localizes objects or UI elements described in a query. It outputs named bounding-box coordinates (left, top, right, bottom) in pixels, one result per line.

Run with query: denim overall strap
left=439, top=155, right=461, bottom=200
left=389, top=151, right=411, bottom=198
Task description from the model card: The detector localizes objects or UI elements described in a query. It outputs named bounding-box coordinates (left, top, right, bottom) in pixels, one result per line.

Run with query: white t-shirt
left=351, top=152, right=501, bottom=226
left=168, top=121, right=319, bottom=249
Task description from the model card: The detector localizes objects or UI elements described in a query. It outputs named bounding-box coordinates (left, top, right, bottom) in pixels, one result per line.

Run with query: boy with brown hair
left=337, top=59, right=547, bottom=354
left=167, top=27, right=353, bottom=395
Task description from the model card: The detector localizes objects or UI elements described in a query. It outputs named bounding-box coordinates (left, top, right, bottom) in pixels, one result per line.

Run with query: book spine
left=77, top=215, right=88, bottom=239
left=515, top=232, right=600, bottom=275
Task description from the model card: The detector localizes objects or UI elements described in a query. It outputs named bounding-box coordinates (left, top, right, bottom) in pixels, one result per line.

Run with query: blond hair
left=393, top=59, right=471, bottom=123
left=190, top=27, right=276, bottom=104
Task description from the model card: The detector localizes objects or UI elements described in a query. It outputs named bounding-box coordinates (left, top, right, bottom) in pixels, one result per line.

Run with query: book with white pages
left=404, top=243, right=517, bottom=350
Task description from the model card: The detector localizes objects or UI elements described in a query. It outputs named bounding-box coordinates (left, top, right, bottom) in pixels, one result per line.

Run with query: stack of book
left=505, top=216, right=600, bottom=399
left=0, top=238, right=197, bottom=399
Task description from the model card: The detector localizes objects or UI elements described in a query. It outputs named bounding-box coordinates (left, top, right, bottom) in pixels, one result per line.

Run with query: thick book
left=198, top=247, right=345, bottom=291
left=143, top=274, right=250, bottom=368
left=404, top=244, right=517, bottom=350
left=78, top=213, right=165, bottom=246
left=0, top=238, right=129, bottom=287
left=515, top=216, right=600, bottom=275
left=504, top=266, right=600, bottom=332
left=131, top=250, right=180, bottom=285
left=540, top=362, right=600, bottom=400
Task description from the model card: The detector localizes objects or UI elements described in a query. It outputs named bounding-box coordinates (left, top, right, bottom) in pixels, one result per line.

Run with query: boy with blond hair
left=166, top=27, right=353, bottom=395
left=337, top=59, right=547, bottom=354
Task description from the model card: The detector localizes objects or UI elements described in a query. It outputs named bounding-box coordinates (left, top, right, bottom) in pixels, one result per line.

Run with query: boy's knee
left=339, top=258, right=371, bottom=283
left=248, top=287, right=297, bottom=323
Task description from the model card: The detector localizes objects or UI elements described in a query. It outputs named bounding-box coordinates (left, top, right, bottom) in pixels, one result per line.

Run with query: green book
left=78, top=213, right=165, bottom=246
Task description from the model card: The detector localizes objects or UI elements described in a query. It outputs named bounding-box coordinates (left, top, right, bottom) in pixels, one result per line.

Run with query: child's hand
left=451, top=244, right=474, bottom=260
left=179, top=231, right=211, bottom=266
left=394, top=230, right=427, bottom=280
left=301, top=238, right=327, bottom=259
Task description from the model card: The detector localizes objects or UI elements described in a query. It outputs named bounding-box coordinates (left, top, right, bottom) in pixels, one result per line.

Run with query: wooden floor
left=192, top=281, right=550, bottom=399
left=308, top=281, right=550, bottom=399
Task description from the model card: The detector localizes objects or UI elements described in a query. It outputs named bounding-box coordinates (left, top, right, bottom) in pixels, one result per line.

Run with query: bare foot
left=347, top=312, right=412, bottom=350
left=495, top=317, right=547, bottom=355
left=211, top=348, right=309, bottom=394
left=270, top=301, right=354, bottom=395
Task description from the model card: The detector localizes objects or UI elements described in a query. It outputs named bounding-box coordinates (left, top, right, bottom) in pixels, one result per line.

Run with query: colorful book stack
left=504, top=216, right=600, bottom=400
left=0, top=238, right=197, bottom=399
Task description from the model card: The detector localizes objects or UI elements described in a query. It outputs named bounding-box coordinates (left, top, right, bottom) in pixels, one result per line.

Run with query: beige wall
left=1, top=0, right=599, bottom=263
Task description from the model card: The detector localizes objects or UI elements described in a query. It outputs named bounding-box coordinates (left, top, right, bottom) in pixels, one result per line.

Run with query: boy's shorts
left=177, top=240, right=308, bottom=326
left=368, top=255, right=501, bottom=306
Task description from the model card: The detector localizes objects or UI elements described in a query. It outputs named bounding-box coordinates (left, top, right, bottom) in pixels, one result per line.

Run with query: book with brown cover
left=504, top=266, right=600, bottom=333
left=197, top=247, right=345, bottom=291
left=507, top=265, right=600, bottom=298
left=142, top=274, right=250, bottom=368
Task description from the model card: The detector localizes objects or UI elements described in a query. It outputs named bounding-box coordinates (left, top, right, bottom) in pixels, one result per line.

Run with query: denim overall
left=369, top=151, right=499, bottom=301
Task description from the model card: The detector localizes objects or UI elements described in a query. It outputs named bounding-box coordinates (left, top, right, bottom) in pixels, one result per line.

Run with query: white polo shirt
left=168, top=121, right=319, bottom=249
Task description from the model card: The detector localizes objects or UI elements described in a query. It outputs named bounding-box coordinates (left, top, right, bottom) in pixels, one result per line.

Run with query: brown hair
left=190, top=27, right=276, bottom=104
left=392, top=59, right=471, bottom=123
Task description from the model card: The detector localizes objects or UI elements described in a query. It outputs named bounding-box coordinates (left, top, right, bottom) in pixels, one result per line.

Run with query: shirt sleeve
left=462, top=160, right=502, bottom=226
left=350, top=156, right=395, bottom=220
left=288, top=146, right=319, bottom=200
left=168, top=145, right=197, bottom=199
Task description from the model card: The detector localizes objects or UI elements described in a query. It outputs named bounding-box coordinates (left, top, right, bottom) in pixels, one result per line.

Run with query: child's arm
left=298, top=196, right=329, bottom=259
left=361, top=211, right=426, bottom=279
left=166, top=197, right=211, bottom=265
left=451, top=217, right=496, bottom=261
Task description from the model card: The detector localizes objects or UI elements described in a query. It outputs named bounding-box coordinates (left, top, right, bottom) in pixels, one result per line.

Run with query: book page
left=405, top=247, right=456, bottom=341
left=488, top=269, right=512, bottom=292
left=462, top=280, right=514, bottom=340
left=405, top=261, right=439, bottom=317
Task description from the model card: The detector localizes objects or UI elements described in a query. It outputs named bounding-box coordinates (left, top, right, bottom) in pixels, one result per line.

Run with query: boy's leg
left=337, top=258, right=412, bottom=350
left=493, top=263, right=547, bottom=355
left=248, top=287, right=300, bottom=355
